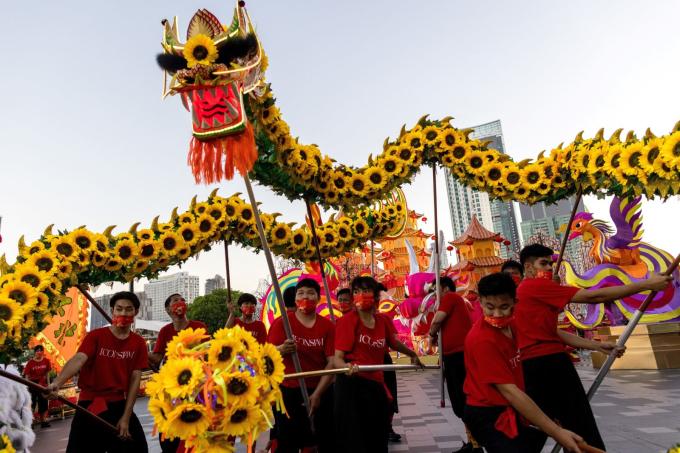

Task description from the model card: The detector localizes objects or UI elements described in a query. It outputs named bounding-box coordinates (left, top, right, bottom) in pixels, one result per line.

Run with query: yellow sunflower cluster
left=147, top=326, right=285, bottom=452
left=0, top=189, right=405, bottom=355
left=251, top=85, right=680, bottom=206
left=0, top=434, right=15, bottom=453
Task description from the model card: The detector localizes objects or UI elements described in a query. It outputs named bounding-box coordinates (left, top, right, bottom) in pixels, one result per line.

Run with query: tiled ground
left=32, top=367, right=680, bottom=452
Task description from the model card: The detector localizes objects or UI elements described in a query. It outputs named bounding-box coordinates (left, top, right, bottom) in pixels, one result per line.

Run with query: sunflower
left=289, top=229, right=309, bottom=251
left=348, top=173, right=370, bottom=198
left=12, top=263, right=48, bottom=290
left=421, top=125, right=441, bottom=147
left=207, top=203, right=225, bottom=222
left=483, top=162, right=505, bottom=187
left=92, top=252, right=108, bottom=268
left=257, top=343, right=285, bottom=388
left=270, top=223, right=292, bottom=248
left=49, top=235, right=77, bottom=262
left=660, top=131, right=680, bottom=170
left=0, top=296, right=24, bottom=329
left=0, top=433, right=15, bottom=453
left=320, top=227, right=339, bottom=248
left=177, top=223, right=199, bottom=246
left=464, top=150, right=486, bottom=174
left=520, top=163, right=545, bottom=191
left=184, top=436, right=236, bottom=453
left=639, top=138, right=662, bottom=177
left=71, top=229, right=95, bottom=252
left=379, top=156, right=402, bottom=178
left=159, top=231, right=181, bottom=256
left=230, top=325, right=259, bottom=353
left=165, top=403, right=210, bottom=440
left=196, top=213, right=217, bottom=239
left=176, top=246, right=192, bottom=261
left=365, top=167, right=388, bottom=190
left=440, top=128, right=459, bottom=151
left=238, top=205, right=255, bottom=225
left=193, top=202, right=210, bottom=216
left=93, top=234, right=109, bottom=254
left=148, top=397, right=173, bottom=432
left=220, top=403, right=260, bottom=438
left=183, top=34, right=218, bottom=68
left=137, top=229, right=156, bottom=241
left=138, top=239, right=161, bottom=261
left=178, top=213, right=195, bottom=225
left=161, top=357, right=204, bottom=399
left=620, top=142, right=644, bottom=176
left=22, top=310, right=35, bottom=329
left=26, top=240, right=46, bottom=256
left=207, top=336, right=245, bottom=370
left=352, top=219, right=370, bottom=238
left=113, top=239, right=138, bottom=266
left=166, top=327, right=208, bottom=360
left=400, top=130, right=424, bottom=151
left=132, top=260, right=150, bottom=275
left=0, top=280, right=37, bottom=307
left=325, top=190, right=340, bottom=205
left=451, top=143, right=472, bottom=163
left=103, top=257, right=123, bottom=272
left=587, top=144, right=608, bottom=176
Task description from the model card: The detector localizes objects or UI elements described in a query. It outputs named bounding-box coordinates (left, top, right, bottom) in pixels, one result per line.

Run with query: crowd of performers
left=32, top=243, right=672, bottom=453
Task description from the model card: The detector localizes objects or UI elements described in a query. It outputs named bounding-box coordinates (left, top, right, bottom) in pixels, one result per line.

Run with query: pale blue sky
left=2, top=1, right=679, bottom=295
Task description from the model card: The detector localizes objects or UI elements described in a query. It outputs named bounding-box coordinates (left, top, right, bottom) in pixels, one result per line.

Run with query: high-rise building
left=445, top=120, right=520, bottom=259
left=205, top=274, right=226, bottom=295
left=519, top=196, right=588, bottom=272
left=144, top=272, right=200, bottom=321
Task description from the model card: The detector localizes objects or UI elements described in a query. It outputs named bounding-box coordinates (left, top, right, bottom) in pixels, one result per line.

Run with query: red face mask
left=34, top=352, right=44, bottom=361
left=170, top=300, right=187, bottom=317
left=354, top=293, right=375, bottom=311
left=536, top=270, right=553, bottom=280
left=338, top=301, right=353, bottom=313
left=511, top=274, right=522, bottom=285
left=296, top=298, right=317, bottom=315
left=241, top=305, right=256, bottom=316
left=484, top=315, right=514, bottom=329
left=112, top=314, right=134, bottom=327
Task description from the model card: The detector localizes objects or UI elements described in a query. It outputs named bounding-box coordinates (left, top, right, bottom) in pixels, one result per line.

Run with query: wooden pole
left=284, top=363, right=439, bottom=380
left=370, top=240, right=376, bottom=278
left=76, top=285, right=112, bottom=323
left=550, top=254, right=679, bottom=453
left=224, top=241, right=232, bottom=305
left=304, top=199, right=336, bottom=322
left=432, top=165, right=445, bottom=408
left=553, top=189, right=583, bottom=274
left=0, top=369, right=118, bottom=434
left=242, top=175, right=311, bottom=415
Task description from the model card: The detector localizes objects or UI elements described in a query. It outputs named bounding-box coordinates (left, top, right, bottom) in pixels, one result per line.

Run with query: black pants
left=30, top=388, right=49, bottom=415
left=159, top=435, right=180, bottom=453
left=523, top=352, right=605, bottom=450
left=443, top=351, right=466, bottom=419
left=464, top=405, right=543, bottom=453
left=273, top=385, right=334, bottom=453
left=66, top=400, right=148, bottom=453
left=383, top=352, right=398, bottom=414
left=334, top=375, right=389, bottom=453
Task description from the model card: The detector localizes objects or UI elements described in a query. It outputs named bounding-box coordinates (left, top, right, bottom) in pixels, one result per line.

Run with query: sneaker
left=388, top=429, right=402, bottom=443
left=40, top=421, right=51, bottom=428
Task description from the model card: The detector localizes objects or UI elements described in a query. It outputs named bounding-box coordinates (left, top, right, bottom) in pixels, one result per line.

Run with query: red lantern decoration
left=503, top=239, right=511, bottom=246
left=465, top=239, right=474, bottom=246
left=494, top=236, right=504, bottom=243
left=446, top=245, right=454, bottom=251
left=421, top=217, right=428, bottom=222
left=431, top=235, right=437, bottom=240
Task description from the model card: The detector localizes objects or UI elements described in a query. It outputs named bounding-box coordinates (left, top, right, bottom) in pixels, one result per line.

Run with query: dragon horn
left=441, top=116, right=454, bottom=124
left=0, top=254, right=8, bottom=275
left=645, top=128, right=656, bottom=139
left=399, top=124, right=407, bottom=138
left=537, top=150, right=546, bottom=159
left=673, top=120, right=680, bottom=133
left=170, top=207, right=179, bottom=221
left=417, top=114, right=430, bottom=126
left=404, top=240, right=420, bottom=275
left=594, top=128, right=604, bottom=141
left=103, top=225, right=116, bottom=238
left=128, top=222, right=140, bottom=234
left=43, top=224, right=54, bottom=237
left=383, top=138, right=390, bottom=150
left=609, top=128, right=623, bottom=143
left=18, top=236, right=27, bottom=253
left=151, top=216, right=160, bottom=232
left=574, top=131, right=584, bottom=142
left=209, top=188, right=219, bottom=199
left=625, top=130, right=637, bottom=142
left=190, top=196, right=197, bottom=210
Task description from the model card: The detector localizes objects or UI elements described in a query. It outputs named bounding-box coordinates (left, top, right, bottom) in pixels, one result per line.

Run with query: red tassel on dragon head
left=157, top=3, right=264, bottom=184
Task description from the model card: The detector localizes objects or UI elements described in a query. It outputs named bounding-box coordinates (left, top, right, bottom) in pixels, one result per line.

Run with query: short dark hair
left=33, top=345, right=44, bottom=353
left=164, top=293, right=182, bottom=308
left=337, top=288, right=351, bottom=298
left=283, top=286, right=297, bottom=308
left=478, top=273, right=516, bottom=299
left=237, top=293, right=257, bottom=306
left=519, top=244, right=554, bottom=267
left=376, top=283, right=387, bottom=293
left=296, top=278, right=321, bottom=298
left=351, top=276, right=380, bottom=297
left=501, top=260, right=524, bottom=276
left=437, top=276, right=456, bottom=292
left=110, top=291, right=140, bottom=310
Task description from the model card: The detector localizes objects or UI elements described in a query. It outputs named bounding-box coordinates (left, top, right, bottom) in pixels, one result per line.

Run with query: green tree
left=187, top=288, right=242, bottom=334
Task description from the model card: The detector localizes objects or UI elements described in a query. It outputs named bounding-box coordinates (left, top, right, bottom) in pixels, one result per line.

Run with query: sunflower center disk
left=177, top=370, right=193, bottom=385
left=218, top=346, right=232, bottom=362
left=227, top=378, right=248, bottom=395
left=231, top=409, right=248, bottom=423
left=179, top=409, right=203, bottom=423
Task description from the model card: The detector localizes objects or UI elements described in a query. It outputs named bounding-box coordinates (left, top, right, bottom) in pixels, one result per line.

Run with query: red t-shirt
left=267, top=314, right=335, bottom=389
left=24, top=358, right=52, bottom=386
left=77, top=327, right=148, bottom=401
left=335, top=311, right=398, bottom=383
left=235, top=318, right=267, bottom=344
left=438, top=292, right=472, bottom=355
left=153, top=320, right=207, bottom=356
left=464, top=319, right=523, bottom=407
left=515, top=278, right=580, bottom=360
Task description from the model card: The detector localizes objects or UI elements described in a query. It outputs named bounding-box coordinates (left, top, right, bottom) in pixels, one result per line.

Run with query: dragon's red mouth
left=180, top=82, right=246, bottom=140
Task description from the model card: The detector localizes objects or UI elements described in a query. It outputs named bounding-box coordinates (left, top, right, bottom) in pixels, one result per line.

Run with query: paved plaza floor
left=32, top=367, right=680, bottom=452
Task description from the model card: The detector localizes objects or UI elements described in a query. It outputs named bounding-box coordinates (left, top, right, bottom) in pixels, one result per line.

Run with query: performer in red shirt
left=333, top=276, right=422, bottom=453
left=46, top=291, right=149, bottom=453
left=226, top=293, right=267, bottom=344
left=427, top=276, right=479, bottom=453
left=149, top=293, right=207, bottom=370
left=268, top=278, right=336, bottom=453
left=464, top=273, right=584, bottom=453
left=23, top=345, right=52, bottom=427
left=501, top=260, right=524, bottom=285
left=515, top=244, right=672, bottom=450
left=336, top=288, right=352, bottom=314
